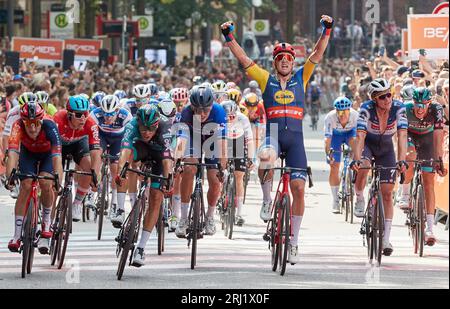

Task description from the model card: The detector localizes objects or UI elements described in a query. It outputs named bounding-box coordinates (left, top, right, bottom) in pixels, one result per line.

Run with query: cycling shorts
left=329, top=132, right=355, bottom=163
left=407, top=133, right=435, bottom=173
left=19, top=146, right=53, bottom=180
left=100, top=134, right=122, bottom=163
left=62, top=138, right=90, bottom=166
left=362, top=142, right=397, bottom=184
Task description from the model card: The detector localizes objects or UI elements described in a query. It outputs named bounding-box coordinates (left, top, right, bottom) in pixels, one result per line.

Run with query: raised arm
left=220, top=21, right=253, bottom=69
left=309, top=15, right=334, bottom=64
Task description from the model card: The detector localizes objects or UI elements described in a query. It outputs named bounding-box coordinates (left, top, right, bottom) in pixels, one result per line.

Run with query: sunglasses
left=136, top=98, right=148, bottom=104
left=192, top=106, right=212, bottom=114
left=71, top=111, right=88, bottom=119
left=414, top=101, right=430, bottom=109
left=139, top=123, right=159, bottom=132
left=337, top=110, right=350, bottom=116
left=104, top=111, right=117, bottom=117
left=376, top=93, right=392, bottom=100
left=274, top=53, right=295, bottom=63
left=23, top=119, right=42, bottom=127
left=227, top=114, right=237, bottom=121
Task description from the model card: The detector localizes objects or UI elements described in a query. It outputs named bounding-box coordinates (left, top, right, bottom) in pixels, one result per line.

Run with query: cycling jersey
left=43, top=103, right=58, bottom=116
left=90, top=107, right=133, bottom=138
left=3, top=105, right=21, bottom=137
left=53, top=110, right=101, bottom=150
left=239, top=103, right=249, bottom=117
left=324, top=109, right=358, bottom=163
left=405, top=102, right=444, bottom=135
left=308, top=86, right=322, bottom=102
left=246, top=59, right=316, bottom=133
left=245, top=102, right=266, bottom=125
left=8, top=118, right=61, bottom=156
left=122, top=98, right=140, bottom=116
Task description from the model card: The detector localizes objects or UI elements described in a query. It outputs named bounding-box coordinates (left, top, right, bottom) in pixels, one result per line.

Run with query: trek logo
left=20, top=45, right=58, bottom=56
left=267, top=106, right=304, bottom=120
left=424, top=27, right=449, bottom=42
left=274, top=90, right=295, bottom=105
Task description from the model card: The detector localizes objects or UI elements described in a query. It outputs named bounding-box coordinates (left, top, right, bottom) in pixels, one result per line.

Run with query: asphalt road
left=0, top=115, right=448, bottom=289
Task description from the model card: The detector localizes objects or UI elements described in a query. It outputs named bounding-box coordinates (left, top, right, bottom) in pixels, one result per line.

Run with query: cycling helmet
left=272, top=42, right=296, bottom=59
left=100, top=95, right=120, bottom=114
left=190, top=85, right=214, bottom=108
left=149, top=98, right=160, bottom=105
left=368, top=78, right=391, bottom=98
left=157, top=91, right=170, bottom=101
left=67, top=95, right=90, bottom=112
left=79, top=93, right=90, bottom=100
left=113, top=90, right=127, bottom=100
left=248, top=80, right=259, bottom=89
left=412, top=87, right=432, bottom=103
left=400, top=85, right=415, bottom=101
left=226, top=88, right=242, bottom=104
left=136, top=104, right=160, bottom=128
left=91, top=91, right=106, bottom=107
left=221, top=100, right=238, bottom=115
left=158, top=99, right=177, bottom=118
left=244, top=93, right=259, bottom=107
left=170, top=88, right=189, bottom=103
left=35, top=91, right=49, bottom=105
left=193, top=76, right=204, bottom=85
left=226, top=82, right=237, bottom=90
left=18, top=92, right=37, bottom=107
left=147, top=83, right=159, bottom=97
left=333, top=96, right=352, bottom=110
left=211, top=80, right=228, bottom=93
left=133, top=84, right=150, bottom=98
left=20, top=102, right=45, bottom=121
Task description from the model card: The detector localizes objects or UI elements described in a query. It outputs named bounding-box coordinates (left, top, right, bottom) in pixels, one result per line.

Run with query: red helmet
left=272, top=43, right=296, bottom=59
left=21, top=102, right=44, bottom=121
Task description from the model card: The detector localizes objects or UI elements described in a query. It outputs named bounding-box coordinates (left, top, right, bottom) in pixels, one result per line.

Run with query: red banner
left=64, top=39, right=103, bottom=60
left=12, top=37, right=63, bottom=61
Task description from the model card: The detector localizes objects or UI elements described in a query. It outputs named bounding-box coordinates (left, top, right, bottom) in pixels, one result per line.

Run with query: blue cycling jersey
left=90, top=107, right=133, bottom=138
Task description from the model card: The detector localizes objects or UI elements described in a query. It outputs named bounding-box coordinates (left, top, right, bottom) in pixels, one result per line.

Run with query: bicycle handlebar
left=8, top=168, right=59, bottom=190
left=119, top=161, right=169, bottom=181
left=351, top=166, right=405, bottom=184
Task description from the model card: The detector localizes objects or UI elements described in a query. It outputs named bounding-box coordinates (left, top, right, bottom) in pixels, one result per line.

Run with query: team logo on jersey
left=274, top=90, right=295, bottom=105
left=266, top=106, right=304, bottom=120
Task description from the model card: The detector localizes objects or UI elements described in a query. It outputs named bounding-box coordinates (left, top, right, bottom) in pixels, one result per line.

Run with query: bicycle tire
left=97, top=173, right=108, bottom=240
left=157, top=201, right=164, bottom=255
left=280, top=195, right=290, bottom=276
left=190, top=193, right=201, bottom=270
left=366, top=195, right=374, bottom=263
left=58, top=191, right=72, bottom=270
left=117, top=198, right=140, bottom=280
left=21, top=203, right=33, bottom=278
left=416, top=184, right=425, bottom=257
left=349, top=170, right=354, bottom=224
left=271, top=199, right=280, bottom=272
left=243, top=169, right=249, bottom=204
left=50, top=197, right=64, bottom=266
left=376, top=191, right=384, bottom=266
left=228, top=178, right=236, bottom=240
left=82, top=203, right=87, bottom=222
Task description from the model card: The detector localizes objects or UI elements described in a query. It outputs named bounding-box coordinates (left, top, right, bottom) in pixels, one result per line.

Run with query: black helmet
left=190, top=85, right=214, bottom=108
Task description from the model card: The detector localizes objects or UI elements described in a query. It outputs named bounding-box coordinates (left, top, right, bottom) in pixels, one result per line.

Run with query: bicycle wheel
left=190, top=193, right=201, bottom=270
left=348, top=169, right=354, bottom=224
left=58, top=191, right=72, bottom=270
left=243, top=169, right=249, bottom=204
left=279, top=195, right=291, bottom=276
left=375, top=191, right=384, bottom=266
left=365, top=195, right=374, bottom=263
left=227, top=179, right=236, bottom=240
left=416, top=184, right=425, bottom=257
left=271, top=198, right=280, bottom=272
left=21, top=203, right=33, bottom=278
left=157, top=201, right=164, bottom=255
left=117, top=198, right=140, bottom=280
left=50, top=197, right=64, bottom=266
left=97, top=173, right=108, bottom=240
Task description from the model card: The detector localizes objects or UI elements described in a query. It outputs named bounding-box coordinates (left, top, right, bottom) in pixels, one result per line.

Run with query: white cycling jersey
left=226, top=111, right=253, bottom=141
left=323, top=109, right=359, bottom=138
left=3, top=105, right=21, bottom=137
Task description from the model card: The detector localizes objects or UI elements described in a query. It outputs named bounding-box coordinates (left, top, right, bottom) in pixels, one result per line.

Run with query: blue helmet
left=67, top=95, right=90, bottom=112
left=190, top=85, right=214, bottom=108
left=146, top=83, right=159, bottom=97
left=333, top=96, right=352, bottom=111
left=114, top=90, right=127, bottom=100
left=149, top=98, right=160, bottom=105
left=91, top=91, right=106, bottom=107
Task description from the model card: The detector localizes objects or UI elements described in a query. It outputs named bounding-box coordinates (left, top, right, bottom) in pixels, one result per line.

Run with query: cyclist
left=36, top=91, right=57, bottom=117
left=351, top=78, right=408, bottom=256
left=125, top=84, right=150, bottom=116
left=114, top=90, right=127, bottom=100
left=193, top=76, right=204, bottom=86
left=170, top=87, right=190, bottom=118
left=243, top=92, right=266, bottom=158
left=222, top=15, right=333, bottom=263
left=212, top=80, right=229, bottom=104
left=90, top=91, right=106, bottom=112
left=400, top=85, right=415, bottom=103
left=227, top=88, right=248, bottom=117
left=222, top=100, right=255, bottom=225
left=115, top=104, right=173, bottom=266
left=53, top=95, right=102, bottom=222
left=307, top=81, right=322, bottom=129
left=5, top=101, right=63, bottom=254
left=324, top=97, right=358, bottom=213
left=173, top=85, right=227, bottom=237
left=397, top=87, right=447, bottom=245
left=158, top=98, right=178, bottom=123
left=90, top=95, right=132, bottom=226
left=243, top=80, right=262, bottom=99
left=147, top=83, right=159, bottom=100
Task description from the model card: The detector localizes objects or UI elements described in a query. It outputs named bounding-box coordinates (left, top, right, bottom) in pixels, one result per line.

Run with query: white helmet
left=100, top=95, right=120, bottom=114
left=35, top=91, right=49, bottom=104
left=248, top=80, right=259, bottom=89
left=368, top=78, right=391, bottom=98
left=158, top=99, right=177, bottom=118
left=133, top=84, right=150, bottom=98
left=211, top=80, right=228, bottom=93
